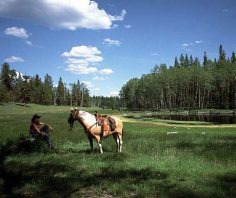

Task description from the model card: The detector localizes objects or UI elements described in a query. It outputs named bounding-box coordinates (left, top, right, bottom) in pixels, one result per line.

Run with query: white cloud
left=109, top=91, right=119, bottom=97
left=100, top=69, right=114, bottom=75
left=4, top=27, right=29, bottom=39
left=93, top=76, right=106, bottom=81
left=180, top=40, right=203, bottom=51
left=124, top=24, right=131, bottom=29
left=82, top=81, right=100, bottom=92
left=0, top=0, right=126, bottom=30
left=111, top=24, right=119, bottom=29
left=195, top=40, right=203, bottom=44
left=103, top=38, right=121, bottom=47
left=181, top=43, right=189, bottom=47
left=92, top=88, right=100, bottom=91
left=62, top=45, right=113, bottom=75
left=109, top=9, right=126, bottom=21
left=25, top=41, right=33, bottom=46
left=62, top=45, right=103, bottom=60
left=82, top=81, right=94, bottom=88
left=5, top=56, right=24, bottom=63
left=66, top=64, right=98, bottom=74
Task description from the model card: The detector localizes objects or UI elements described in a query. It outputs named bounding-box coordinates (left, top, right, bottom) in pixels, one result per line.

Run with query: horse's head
left=68, top=107, right=79, bottom=131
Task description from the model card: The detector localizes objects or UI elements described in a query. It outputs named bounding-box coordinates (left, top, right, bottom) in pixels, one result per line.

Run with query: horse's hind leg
left=87, top=134, right=93, bottom=152
left=113, top=133, right=119, bottom=152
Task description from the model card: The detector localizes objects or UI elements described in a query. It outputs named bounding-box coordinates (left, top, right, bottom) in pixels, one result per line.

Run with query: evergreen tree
left=42, top=74, right=53, bottom=105
left=184, top=54, right=189, bottom=67
left=174, top=57, right=179, bottom=67
left=179, top=54, right=185, bottom=67
left=1, top=62, right=13, bottom=90
left=203, top=51, right=208, bottom=67
left=56, top=77, right=65, bottom=105
left=231, top=52, right=236, bottom=63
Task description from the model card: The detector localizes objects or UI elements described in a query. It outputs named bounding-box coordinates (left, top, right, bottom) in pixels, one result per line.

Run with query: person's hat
left=32, top=114, right=41, bottom=120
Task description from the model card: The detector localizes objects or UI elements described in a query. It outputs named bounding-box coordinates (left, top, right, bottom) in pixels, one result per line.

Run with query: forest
left=120, top=45, right=236, bottom=110
left=0, top=62, right=120, bottom=108
left=0, top=63, right=91, bottom=106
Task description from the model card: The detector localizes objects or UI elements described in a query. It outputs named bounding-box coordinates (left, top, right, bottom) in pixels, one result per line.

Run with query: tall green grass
left=0, top=103, right=236, bottom=197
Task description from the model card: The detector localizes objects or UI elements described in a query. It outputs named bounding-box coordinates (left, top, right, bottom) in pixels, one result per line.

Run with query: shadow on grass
left=174, top=136, right=236, bottom=152
left=16, top=103, right=31, bottom=107
left=1, top=138, right=233, bottom=197
left=214, top=173, right=236, bottom=198
left=1, top=156, right=220, bottom=198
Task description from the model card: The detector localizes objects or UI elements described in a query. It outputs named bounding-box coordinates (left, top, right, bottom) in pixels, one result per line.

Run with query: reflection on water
left=149, top=114, right=236, bottom=124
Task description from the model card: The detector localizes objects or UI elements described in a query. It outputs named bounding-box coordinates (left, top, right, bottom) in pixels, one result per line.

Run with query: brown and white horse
left=69, top=108, right=124, bottom=153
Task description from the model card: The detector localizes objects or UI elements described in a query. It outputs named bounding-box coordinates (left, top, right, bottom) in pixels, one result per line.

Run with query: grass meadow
left=0, top=103, right=236, bottom=197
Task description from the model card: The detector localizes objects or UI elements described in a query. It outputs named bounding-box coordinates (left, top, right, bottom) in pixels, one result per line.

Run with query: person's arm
left=33, top=123, right=46, bottom=136
left=39, top=122, right=53, bottom=131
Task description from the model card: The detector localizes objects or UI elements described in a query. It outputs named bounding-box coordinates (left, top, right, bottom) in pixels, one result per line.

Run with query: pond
left=147, top=114, right=236, bottom=124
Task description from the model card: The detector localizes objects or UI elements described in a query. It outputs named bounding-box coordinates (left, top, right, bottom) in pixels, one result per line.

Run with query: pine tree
left=179, top=54, right=185, bottom=67
left=231, top=52, right=236, bottom=63
left=1, top=62, right=12, bottom=90
left=56, top=77, right=64, bottom=105
left=184, top=54, right=189, bottom=67
left=42, top=74, right=53, bottom=105
left=203, top=51, right=208, bottom=67
left=219, top=44, right=226, bottom=64
left=174, top=57, right=179, bottom=68
left=189, top=55, right=194, bottom=67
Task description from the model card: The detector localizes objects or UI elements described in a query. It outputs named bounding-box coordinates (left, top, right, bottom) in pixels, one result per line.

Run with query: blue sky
left=0, top=0, right=236, bottom=96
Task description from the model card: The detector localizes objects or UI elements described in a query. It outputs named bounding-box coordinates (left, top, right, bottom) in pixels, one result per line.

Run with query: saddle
left=97, top=115, right=116, bottom=137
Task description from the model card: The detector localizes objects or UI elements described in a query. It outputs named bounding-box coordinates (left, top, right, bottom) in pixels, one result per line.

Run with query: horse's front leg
left=94, top=135, right=103, bottom=154
left=87, top=134, right=93, bottom=151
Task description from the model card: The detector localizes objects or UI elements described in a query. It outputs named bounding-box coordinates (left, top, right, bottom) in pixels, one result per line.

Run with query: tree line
left=0, top=62, right=90, bottom=106
left=0, top=62, right=122, bottom=109
left=120, top=45, right=236, bottom=110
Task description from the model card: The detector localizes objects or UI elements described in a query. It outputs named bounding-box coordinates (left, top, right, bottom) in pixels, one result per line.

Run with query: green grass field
left=0, top=103, right=236, bottom=197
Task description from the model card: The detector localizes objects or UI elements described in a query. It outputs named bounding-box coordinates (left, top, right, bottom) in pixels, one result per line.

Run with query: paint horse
left=69, top=108, right=124, bottom=153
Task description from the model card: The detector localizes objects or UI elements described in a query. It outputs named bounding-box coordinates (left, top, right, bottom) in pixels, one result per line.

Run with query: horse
left=68, top=108, right=124, bottom=153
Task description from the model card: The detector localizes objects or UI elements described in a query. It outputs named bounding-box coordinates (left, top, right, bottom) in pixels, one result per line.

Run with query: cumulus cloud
left=109, top=91, right=119, bottom=97
left=100, top=69, right=114, bottom=75
left=195, top=40, right=203, bottom=44
left=181, top=43, right=190, bottom=47
left=103, top=38, right=121, bottom=47
left=25, top=41, right=33, bottom=46
left=5, top=56, right=24, bottom=63
left=81, top=81, right=100, bottom=92
left=111, top=24, right=119, bottom=29
left=109, top=9, right=126, bottom=21
left=93, top=76, right=106, bottom=81
left=0, top=0, right=126, bottom=30
left=82, top=81, right=94, bottom=88
left=4, top=27, right=29, bottom=39
left=124, top=24, right=131, bottom=29
left=62, top=45, right=113, bottom=75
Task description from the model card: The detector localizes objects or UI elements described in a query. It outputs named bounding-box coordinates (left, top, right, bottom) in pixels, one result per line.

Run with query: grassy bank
left=0, top=103, right=236, bottom=197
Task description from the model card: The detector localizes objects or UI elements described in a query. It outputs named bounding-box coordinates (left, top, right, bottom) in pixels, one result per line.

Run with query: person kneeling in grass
left=29, top=114, right=53, bottom=149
